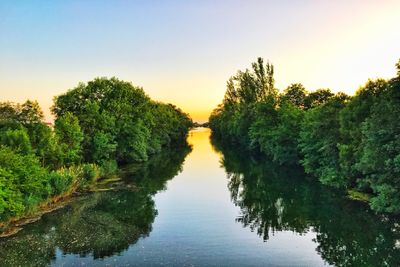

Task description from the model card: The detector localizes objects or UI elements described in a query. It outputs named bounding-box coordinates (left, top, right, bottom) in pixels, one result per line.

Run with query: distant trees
left=209, top=57, right=400, bottom=213
left=0, top=77, right=192, bottom=221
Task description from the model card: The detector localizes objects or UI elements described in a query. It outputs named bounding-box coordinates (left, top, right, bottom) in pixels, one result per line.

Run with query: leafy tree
left=52, top=77, right=192, bottom=164
left=357, top=67, right=400, bottom=212
left=0, top=102, right=20, bottom=129
left=0, top=78, right=192, bottom=224
left=210, top=57, right=400, bottom=214
left=298, top=93, right=350, bottom=187
left=267, top=102, right=304, bottom=164
left=248, top=98, right=279, bottom=152
left=0, top=146, right=50, bottom=219
left=338, top=79, right=388, bottom=189
left=18, top=100, right=44, bottom=126
left=304, top=88, right=334, bottom=110
left=0, top=101, right=60, bottom=168
left=0, top=128, right=32, bottom=155
left=210, top=57, right=277, bottom=148
left=54, top=112, right=84, bottom=167
left=281, top=83, right=308, bottom=109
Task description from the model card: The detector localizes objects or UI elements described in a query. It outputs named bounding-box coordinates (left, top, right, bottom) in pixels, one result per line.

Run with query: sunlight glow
left=0, top=1, right=399, bottom=122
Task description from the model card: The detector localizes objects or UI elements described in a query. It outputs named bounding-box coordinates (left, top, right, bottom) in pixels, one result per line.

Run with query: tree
left=299, top=93, right=349, bottom=187
left=54, top=112, right=84, bottom=166
left=18, top=100, right=44, bottom=125
left=0, top=128, right=32, bottom=155
left=304, top=89, right=334, bottom=109
left=338, top=79, right=388, bottom=189
left=210, top=58, right=277, bottom=148
left=265, top=102, right=304, bottom=165
left=281, top=83, right=308, bottom=109
left=0, top=146, right=49, bottom=219
left=357, top=70, right=400, bottom=212
left=52, top=77, right=192, bottom=164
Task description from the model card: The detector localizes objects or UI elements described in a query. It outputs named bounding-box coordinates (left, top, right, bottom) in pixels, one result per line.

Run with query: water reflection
left=211, top=135, right=400, bottom=266
left=0, top=144, right=191, bottom=266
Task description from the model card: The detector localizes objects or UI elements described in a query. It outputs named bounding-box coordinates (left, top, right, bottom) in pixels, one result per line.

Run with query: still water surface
left=0, top=128, right=399, bottom=266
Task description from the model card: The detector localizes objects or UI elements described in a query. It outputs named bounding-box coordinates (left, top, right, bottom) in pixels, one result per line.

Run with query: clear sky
left=1, top=0, right=399, bottom=123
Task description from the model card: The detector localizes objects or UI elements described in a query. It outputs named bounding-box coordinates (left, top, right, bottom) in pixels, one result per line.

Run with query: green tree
left=52, top=77, right=191, bottom=164
left=0, top=146, right=49, bottom=219
left=338, top=79, right=388, bottom=189
left=18, top=100, right=44, bottom=125
left=54, top=112, right=84, bottom=166
left=0, top=128, right=32, bottom=155
left=210, top=58, right=277, bottom=148
left=281, top=83, right=308, bottom=109
left=304, top=88, right=334, bottom=109
left=299, top=93, right=349, bottom=187
left=358, top=65, right=400, bottom=212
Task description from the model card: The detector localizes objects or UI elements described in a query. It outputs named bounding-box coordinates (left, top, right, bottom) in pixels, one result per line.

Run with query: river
left=0, top=128, right=399, bottom=266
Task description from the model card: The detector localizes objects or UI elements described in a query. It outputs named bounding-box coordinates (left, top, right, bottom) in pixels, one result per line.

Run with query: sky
left=1, top=0, right=399, bottom=123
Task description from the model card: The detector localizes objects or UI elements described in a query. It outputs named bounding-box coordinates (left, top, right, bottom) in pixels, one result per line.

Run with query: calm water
left=1, top=128, right=400, bottom=266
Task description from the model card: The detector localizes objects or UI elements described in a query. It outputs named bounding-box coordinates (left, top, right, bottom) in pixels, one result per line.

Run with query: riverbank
left=0, top=174, right=136, bottom=238
left=0, top=192, right=76, bottom=237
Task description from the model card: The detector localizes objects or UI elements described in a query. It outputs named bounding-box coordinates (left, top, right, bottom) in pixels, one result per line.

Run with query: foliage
left=299, top=93, right=350, bottom=187
left=0, top=128, right=32, bottom=155
left=338, top=79, right=388, bottom=188
left=54, top=112, right=84, bottom=167
left=281, top=83, right=308, bottom=109
left=263, top=101, right=303, bottom=165
left=52, top=77, right=192, bottom=164
left=209, top=57, right=400, bottom=213
left=209, top=57, right=277, bottom=147
left=0, top=141, right=191, bottom=266
left=0, top=146, right=49, bottom=219
left=0, top=77, right=192, bottom=221
left=357, top=71, right=400, bottom=213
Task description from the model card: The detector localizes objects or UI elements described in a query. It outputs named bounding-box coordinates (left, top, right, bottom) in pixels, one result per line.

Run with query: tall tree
left=299, top=93, right=349, bottom=187
left=54, top=112, right=84, bottom=166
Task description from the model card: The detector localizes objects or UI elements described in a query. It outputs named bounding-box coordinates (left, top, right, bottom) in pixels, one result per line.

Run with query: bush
left=100, top=160, right=118, bottom=177
left=0, top=168, right=25, bottom=219
left=82, top=164, right=102, bottom=184
left=0, top=146, right=49, bottom=219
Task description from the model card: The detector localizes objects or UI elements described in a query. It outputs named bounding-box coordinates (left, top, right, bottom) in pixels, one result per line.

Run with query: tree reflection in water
left=0, top=143, right=192, bottom=267
left=211, top=135, right=400, bottom=267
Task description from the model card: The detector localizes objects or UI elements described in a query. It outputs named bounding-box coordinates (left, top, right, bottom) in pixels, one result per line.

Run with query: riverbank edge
left=347, top=189, right=371, bottom=203
left=0, top=175, right=133, bottom=238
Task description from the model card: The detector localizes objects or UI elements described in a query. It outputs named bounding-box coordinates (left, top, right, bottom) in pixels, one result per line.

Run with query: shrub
left=82, top=164, right=102, bottom=184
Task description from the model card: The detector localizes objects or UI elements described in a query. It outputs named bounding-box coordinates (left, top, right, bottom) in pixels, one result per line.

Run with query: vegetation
left=0, top=142, right=191, bottom=266
left=209, top=57, right=400, bottom=213
left=0, top=77, right=192, bottom=222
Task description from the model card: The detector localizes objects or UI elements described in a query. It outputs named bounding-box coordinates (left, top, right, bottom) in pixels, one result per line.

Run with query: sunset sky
left=1, top=1, right=399, bottom=123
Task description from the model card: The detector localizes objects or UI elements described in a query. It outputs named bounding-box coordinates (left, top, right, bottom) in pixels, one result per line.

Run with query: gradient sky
left=1, top=1, right=399, bottom=122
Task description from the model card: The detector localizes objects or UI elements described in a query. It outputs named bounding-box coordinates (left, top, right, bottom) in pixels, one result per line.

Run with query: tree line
left=209, top=57, right=400, bottom=213
left=0, top=77, right=192, bottom=222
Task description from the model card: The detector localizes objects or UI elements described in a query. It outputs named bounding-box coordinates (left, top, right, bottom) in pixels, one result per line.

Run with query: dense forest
left=209, top=58, right=400, bottom=214
left=0, top=77, right=192, bottom=223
